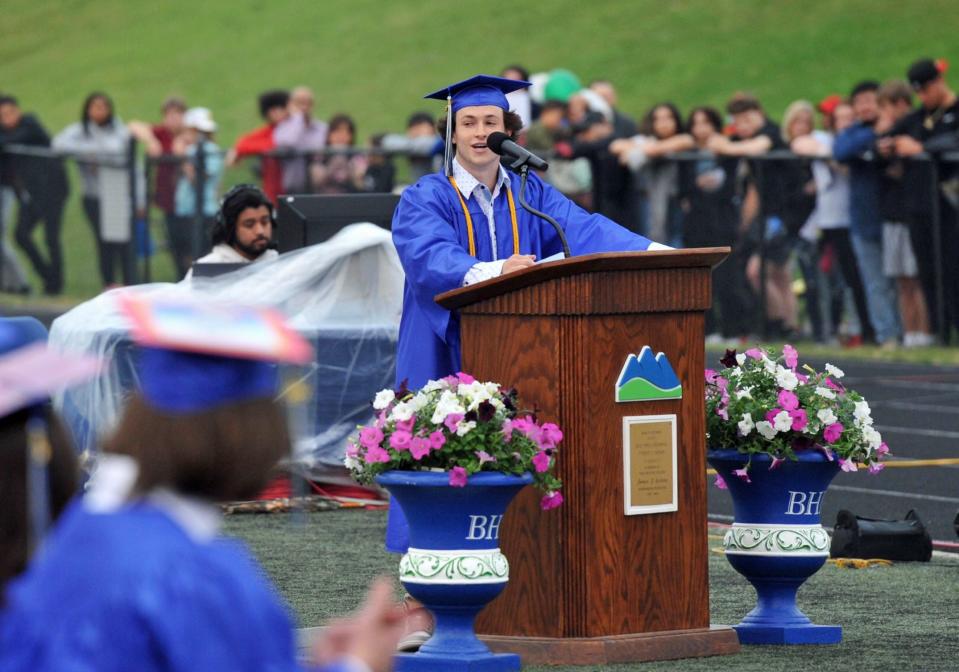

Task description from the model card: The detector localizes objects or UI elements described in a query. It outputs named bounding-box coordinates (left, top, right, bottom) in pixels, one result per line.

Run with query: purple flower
left=777, top=390, right=799, bottom=411
left=443, top=413, right=464, bottom=434
left=769, top=457, right=785, bottom=471
left=359, top=426, right=384, bottom=449
left=364, top=446, right=391, bottom=464
left=716, top=404, right=729, bottom=420
left=745, top=348, right=764, bottom=360
left=839, top=458, right=858, bottom=473
left=824, top=422, right=844, bottom=444
left=410, top=437, right=431, bottom=460
left=719, top=349, right=738, bottom=369
left=705, top=368, right=719, bottom=385
left=876, top=442, right=890, bottom=457
left=816, top=445, right=836, bottom=462
left=540, top=423, right=564, bottom=448
left=783, top=344, right=798, bottom=369
left=475, top=450, right=496, bottom=465
left=825, top=377, right=845, bottom=394
left=714, top=474, right=728, bottom=489
left=733, top=468, right=751, bottom=483
left=868, top=462, right=886, bottom=474
left=531, top=451, right=551, bottom=473
left=477, top=400, right=495, bottom=423
left=790, top=409, right=808, bottom=431
left=428, top=430, right=446, bottom=450
left=540, top=491, right=564, bottom=510
left=389, top=430, right=412, bottom=451
left=456, top=371, right=476, bottom=384
left=796, top=372, right=809, bottom=384
left=449, top=466, right=468, bottom=487
left=501, top=419, right=514, bottom=441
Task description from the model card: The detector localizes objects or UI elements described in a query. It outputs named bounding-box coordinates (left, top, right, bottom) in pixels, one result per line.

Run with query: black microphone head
left=486, top=132, right=509, bottom=155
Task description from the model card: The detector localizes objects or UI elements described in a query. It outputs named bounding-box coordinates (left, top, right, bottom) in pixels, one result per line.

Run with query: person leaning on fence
left=874, top=79, right=934, bottom=347
left=273, top=86, right=328, bottom=194
left=310, top=114, right=368, bottom=194
left=128, top=96, right=187, bottom=231
left=185, top=183, right=278, bottom=278
left=0, top=95, right=70, bottom=295
left=52, top=92, right=138, bottom=289
left=887, top=58, right=959, bottom=337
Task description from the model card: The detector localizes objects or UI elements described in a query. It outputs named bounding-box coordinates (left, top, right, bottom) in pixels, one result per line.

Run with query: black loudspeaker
left=830, top=509, right=933, bottom=562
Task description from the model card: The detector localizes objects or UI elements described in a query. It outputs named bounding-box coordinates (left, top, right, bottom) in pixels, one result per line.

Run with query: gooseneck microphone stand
left=515, top=162, right=571, bottom=259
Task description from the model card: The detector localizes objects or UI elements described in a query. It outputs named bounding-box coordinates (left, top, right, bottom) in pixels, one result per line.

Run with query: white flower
left=421, top=379, right=446, bottom=393
left=736, top=388, right=752, bottom=400
left=738, top=413, right=755, bottom=436
left=817, top=408, right=838, bottom=425
left=853, top=401, right=872, bottom=425
left=458, top=381, right=492, bottom=410
left=776, top=368, right=799, bottom=391
left=815, top=387, right=836, bottom=400
left=773, top=410, right=793, bottom=433
left=825, top=363, right=845, bottom=379
left=344, top=455, right=361, bottom=470
left=430, top=390, right=465, bottom=424
left=764, top=358, right=778, bottom=374
left=372, top=389, right=395, bottom=410
left=736, top=353, right=747, bottom=366
left=390, top=401, right=414, bottom=422
left=756, top=421, right=778, bottom=440
left=455, top=420, right=477, bottom=437
left=862, top=425, right=882, bottom=450
left=408, top=393, right=429, bottom=412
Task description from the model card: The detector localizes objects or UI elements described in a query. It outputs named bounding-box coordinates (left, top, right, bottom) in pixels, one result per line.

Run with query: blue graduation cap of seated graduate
left=425, top=74, right=531, bottom=176
left=119, top=294, right=313, bottom=414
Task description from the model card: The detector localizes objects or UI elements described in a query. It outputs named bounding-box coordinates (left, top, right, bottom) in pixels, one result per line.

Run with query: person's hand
left=894, top=135, right=924, bottom=157
left=608, top=138, right=633, bottom=156
left=502, top=254, right=536, bottom=274
left=311, top=577, right=404, bottom=672
left=706, top=134, right=731, bottom=154
left=876, top=137, right=896, bottom=158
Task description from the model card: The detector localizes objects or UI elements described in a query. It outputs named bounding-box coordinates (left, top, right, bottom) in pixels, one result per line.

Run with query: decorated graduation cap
left=119, top=294, right=314, bottom=414
left=424, top=74, right=531, bottom=176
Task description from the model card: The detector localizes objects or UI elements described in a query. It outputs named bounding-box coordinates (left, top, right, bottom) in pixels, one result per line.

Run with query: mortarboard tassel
left=25, top=414, right=52, bottom=554
left=444, top=94, right=453, bottom=177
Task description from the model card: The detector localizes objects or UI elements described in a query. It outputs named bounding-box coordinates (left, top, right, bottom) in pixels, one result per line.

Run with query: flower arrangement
left=705, top=346, right=888, bottom=486
left=346, top=372, right=564, bottom=510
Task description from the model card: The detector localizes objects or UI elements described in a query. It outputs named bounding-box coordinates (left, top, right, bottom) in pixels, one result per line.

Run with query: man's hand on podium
left=502, top=254, right=536, bottom=274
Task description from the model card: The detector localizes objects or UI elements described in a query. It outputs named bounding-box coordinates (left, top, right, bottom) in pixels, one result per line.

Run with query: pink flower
left=395, top=417, right=415, bottom=434
left=745, top=348, right=764, bottom=360
left=790, top=409, right=808, bottom=431
left=714, top=474, right=728, bottom=489
left=540, top=423, right=564, bottom=448
left=868, top=462, right=886, bottom=474
left=449, top=466, right=468, bottom=487
left=825, top=377, right=845, bottom=394
left=389, top=430, right=412, bottom=451
left=876, top=442, right=890, bottom=457
left=733, top=467, right=751, bottom=483
left=475, top=450, right=496, bottom=465
left=502, top=419, right=514, bottom=441
left=769, top=457, right=785, bottom=471
left=364, top=446, right=391, bottom=464
left=374, top=411, right=388, bottom=429
left=359, top=427, right=384, bottom=449
left=796, top=372, right=809, bottom=383
left=410, top=437, right=431, bottom=460
left=428, top=430, right=446, bottom=451
left=531, top=451, right=551, bottom=473
left=816, top=445, right=836, bottom=462
left=443, top=413, right=464, bottom=433
left=456, top=372, right=476, bottom=384
left=540, top=491, right=564, bottom=510
left=765, top=408, right=782, bottom=424
left=777, top=390, right=799, bottom=411
left=442, top=375, right=459, bottom=387
left=705, top=368, right=719, bottom=384
left=716, top=376, right=729, bottom=391
left=824, top=422, right=844, bottom=444
left=716, top=404, right=729, bottom=421
left=345, top=442, right=360, bottom=458
left=783, top=344, right=798, bottom=369
left=839, top=458, right=858, bottom=473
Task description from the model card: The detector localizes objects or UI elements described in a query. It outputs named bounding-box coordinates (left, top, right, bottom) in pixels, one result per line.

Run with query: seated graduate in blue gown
left=387, top=75, right=671, bottom=556
left=0, top=297, right=402, bottom=672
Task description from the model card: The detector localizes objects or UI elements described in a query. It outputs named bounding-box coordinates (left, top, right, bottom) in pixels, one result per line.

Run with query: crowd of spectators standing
left=1, top=58, right=958, bottom=349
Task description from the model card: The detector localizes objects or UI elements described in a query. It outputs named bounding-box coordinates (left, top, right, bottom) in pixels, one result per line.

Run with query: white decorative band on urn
left=723, top=523, right=831, bottom=557
left=399, top=547, right=510, bottom=585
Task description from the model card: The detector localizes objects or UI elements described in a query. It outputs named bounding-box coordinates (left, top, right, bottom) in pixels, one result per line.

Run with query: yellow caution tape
left=828, top=558, right=893, bottom=569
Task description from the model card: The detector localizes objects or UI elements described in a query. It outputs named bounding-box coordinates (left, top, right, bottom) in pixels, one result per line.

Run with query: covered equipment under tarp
left=49, top=223, right=402, bottom=482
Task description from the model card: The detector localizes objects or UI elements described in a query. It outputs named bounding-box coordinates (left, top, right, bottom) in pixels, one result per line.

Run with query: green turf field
left=225, top=508, right=957, bottom=672
left=2, top=0, right=957, bottom=298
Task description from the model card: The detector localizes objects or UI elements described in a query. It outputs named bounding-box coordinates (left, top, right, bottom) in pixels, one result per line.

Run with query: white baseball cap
left=184, top=107, right=217, bottom=133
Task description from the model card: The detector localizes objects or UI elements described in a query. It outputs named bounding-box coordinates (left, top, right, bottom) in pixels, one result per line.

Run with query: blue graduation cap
left=424, top=74, right=531, bottom=175
left=119, top=295, right=314, bottom=414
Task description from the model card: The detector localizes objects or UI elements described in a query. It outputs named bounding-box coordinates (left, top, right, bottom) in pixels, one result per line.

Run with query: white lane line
left=875, top=425, right=959, bottom=439
left=830, top=485, right=959, bottom=504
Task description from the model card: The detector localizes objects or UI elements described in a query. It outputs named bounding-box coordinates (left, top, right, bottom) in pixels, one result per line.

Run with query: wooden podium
left=435, top=248, right=739, bottom=665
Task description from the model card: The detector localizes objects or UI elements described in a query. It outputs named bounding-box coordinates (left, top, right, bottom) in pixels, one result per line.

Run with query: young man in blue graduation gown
left=0, top=298, right=402, bottom=672
left=392, top=74, right=669, bottom=393
left=387, top=75, right=669, bottom=647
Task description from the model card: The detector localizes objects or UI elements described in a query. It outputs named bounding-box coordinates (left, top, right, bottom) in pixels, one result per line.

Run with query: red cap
left=817, top=94, right=843, bottom=115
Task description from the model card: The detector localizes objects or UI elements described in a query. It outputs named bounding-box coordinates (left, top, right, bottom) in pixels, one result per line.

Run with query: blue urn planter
left=376, top=470, right=532, bottom=672
left=707, top=449, right=842, bottom=645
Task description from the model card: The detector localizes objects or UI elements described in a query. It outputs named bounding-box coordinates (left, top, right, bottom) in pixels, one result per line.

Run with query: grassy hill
left=2, top=0, right=958, bottom=298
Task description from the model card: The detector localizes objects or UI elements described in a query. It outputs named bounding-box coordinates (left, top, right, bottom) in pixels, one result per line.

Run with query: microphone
left=487, top=132, right=548, bottom=171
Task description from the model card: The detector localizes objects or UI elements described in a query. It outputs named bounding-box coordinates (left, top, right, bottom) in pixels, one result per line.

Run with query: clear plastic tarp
left=49, top=223, right=403, bottom=482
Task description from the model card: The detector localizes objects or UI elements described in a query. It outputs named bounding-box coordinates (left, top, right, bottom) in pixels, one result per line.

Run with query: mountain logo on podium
left=615, top=346, right=682, bottom=402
